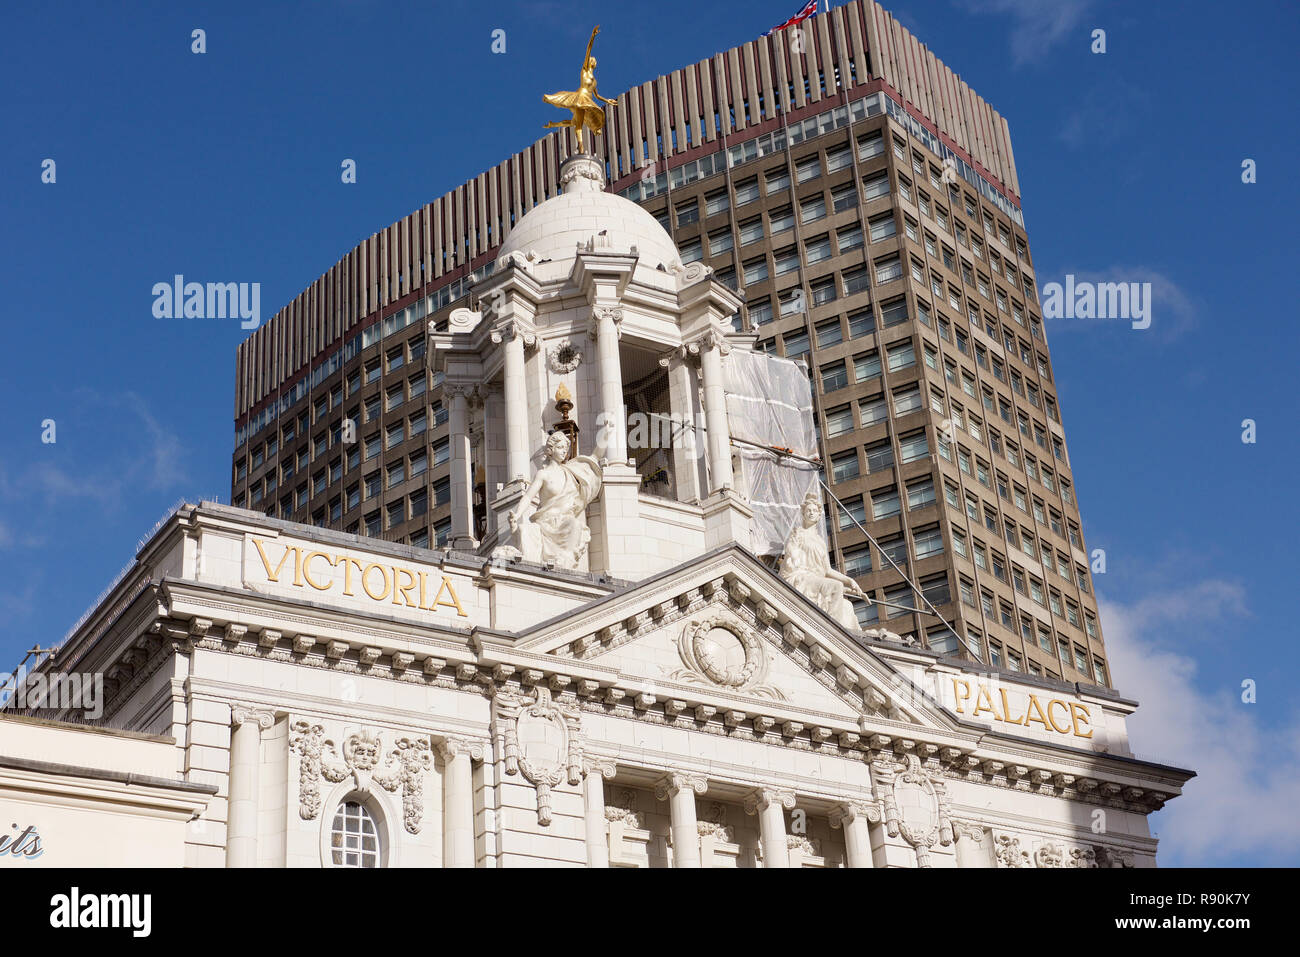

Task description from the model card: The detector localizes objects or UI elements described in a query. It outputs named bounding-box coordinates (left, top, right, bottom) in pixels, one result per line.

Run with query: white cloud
left=1101, top=582, right=1300, bottom=865
left=959, top=0, right=1093, bottom=65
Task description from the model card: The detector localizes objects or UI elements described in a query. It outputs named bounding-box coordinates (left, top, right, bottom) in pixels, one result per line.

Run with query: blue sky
left=1, top=0, right=1296, bottom=865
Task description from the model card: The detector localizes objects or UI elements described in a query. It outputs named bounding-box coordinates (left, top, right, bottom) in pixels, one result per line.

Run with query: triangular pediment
left=513, top=546, right=961, bottom=735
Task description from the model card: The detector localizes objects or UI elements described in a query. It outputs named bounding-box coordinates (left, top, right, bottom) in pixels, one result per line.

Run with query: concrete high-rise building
left=232, top=0, right=1107, bottom=688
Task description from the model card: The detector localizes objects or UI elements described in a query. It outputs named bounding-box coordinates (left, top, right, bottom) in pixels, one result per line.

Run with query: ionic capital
left=654, top=773, right=708, bottom=801
left=436, top=735, right=486, bottom=763
left=230, top=703, right=276, bottom=731
left=744, top=787, right=797, bottom=815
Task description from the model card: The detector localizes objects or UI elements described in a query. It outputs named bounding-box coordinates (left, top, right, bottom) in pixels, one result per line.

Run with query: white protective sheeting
left=723, top=349, right=823, bottom=555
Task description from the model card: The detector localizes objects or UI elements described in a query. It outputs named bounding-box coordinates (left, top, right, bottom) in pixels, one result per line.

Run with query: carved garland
left=670, top=612, right=786, bottom=700
left=496, top=686, right=584, bottom=825
left=872, top=753, right=954, bottom=868
left=288, top=722, right=432, bottom=834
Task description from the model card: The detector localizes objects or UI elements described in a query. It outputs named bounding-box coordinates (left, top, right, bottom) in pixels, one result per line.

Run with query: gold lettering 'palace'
left=251, top=538, right=467, bottom=616
left=949, top=677, right=1093, bottom=739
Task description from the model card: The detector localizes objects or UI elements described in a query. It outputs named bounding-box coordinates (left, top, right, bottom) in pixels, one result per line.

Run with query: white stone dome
left=496, top=156, right=681, bottom=277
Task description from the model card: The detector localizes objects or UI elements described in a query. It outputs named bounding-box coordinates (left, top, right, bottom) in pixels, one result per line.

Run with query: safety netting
left=722, top=349, right=823, bottom=555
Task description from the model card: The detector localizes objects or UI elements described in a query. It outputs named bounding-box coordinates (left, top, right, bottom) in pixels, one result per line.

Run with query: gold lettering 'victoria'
left=250, top=538, right=468, bottom=618
left=949, top=677, right=1093, bottom=739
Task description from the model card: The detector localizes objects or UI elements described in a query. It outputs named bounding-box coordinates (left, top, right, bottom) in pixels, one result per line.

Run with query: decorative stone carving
left=587, top=304, right=624, bottom=340
left=560, top=156, right=603, bottom=189
left=787, top=834, right=821, bottom=857
left=1034, top=842, right=1067, bottom=868
left=993, top=832, right=1031, bottom=868
left=1069, top=845, right=1099, bottom=868
left=546, top=339, right=584, bottom=374
left=494, top=429, right=603, bottom=568
left=230, top=705, right=275, bottom=731
left=696, top=802, right=734, bottom=842
left=1094, top=845, right=1136, bottom=868
left=604, top=788, right=643, bottom=829
left=667, top=611, right=786, bottom=700
left=672, top=261, right=713, bottom=288
left=779, top=491, right=869, bottom=633
left=288, top=722, right=432, bottom=834
left=497, top=686, right=583, bottom=826
left=872, top=753, right=954, bottom=868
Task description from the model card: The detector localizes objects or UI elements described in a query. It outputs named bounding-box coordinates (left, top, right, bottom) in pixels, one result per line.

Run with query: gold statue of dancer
left=543, top=25, right=616, bottom=154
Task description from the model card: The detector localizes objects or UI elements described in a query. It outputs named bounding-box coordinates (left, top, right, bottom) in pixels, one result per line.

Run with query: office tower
left=232, top=0, right=1108, bottom=687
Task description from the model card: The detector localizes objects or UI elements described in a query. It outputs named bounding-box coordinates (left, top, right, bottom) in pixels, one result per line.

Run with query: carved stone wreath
left=546, top=339, right=584, bottom=374
left=669, top=612, right=785, bottom=700
left=496, top=687, right=583, bottom=826
left=289, top=722, right=432, bottom=834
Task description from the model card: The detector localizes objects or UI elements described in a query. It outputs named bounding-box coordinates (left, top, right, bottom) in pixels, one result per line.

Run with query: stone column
left=830, top=803, right=876, bottom=868
left=661, top=352, right=703, bottom=503
left=655, top=773, right=707, bottom=868
left=226, top=705, right=274, bottom=868
left=495, top=324, right=531, bottom=484
left=745, top=788, right=795, bottom=868
left=438, top=737, right=482, bottom=868
left=583, top=759, right=617, bottom=867
left=695, top=327, right=733, bottom=492
left=590, top=305, right=627, bottom=464
left=447, top=386, right=477, bottom=550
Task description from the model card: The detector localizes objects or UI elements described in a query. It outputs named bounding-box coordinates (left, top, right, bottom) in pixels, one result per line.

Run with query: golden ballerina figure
left=543, top=25, right=616, bottom=154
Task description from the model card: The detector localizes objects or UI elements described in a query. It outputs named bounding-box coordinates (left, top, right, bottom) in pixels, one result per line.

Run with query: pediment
left=514, top=546, right=960, bottom=734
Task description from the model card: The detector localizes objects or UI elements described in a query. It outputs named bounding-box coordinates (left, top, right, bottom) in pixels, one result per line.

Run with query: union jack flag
left=765, top=0, right=820, bottom=36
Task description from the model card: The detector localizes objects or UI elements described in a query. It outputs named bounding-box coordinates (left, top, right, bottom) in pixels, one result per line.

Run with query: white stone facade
left=3, top=503, right=1188, bottom=868
left=1, top=154, right=1190, bottom=869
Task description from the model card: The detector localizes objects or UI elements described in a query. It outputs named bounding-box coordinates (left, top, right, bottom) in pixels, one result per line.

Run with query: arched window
left=330, top=800, right=382, bottom=867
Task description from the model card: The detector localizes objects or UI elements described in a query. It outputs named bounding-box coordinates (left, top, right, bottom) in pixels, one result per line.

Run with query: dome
left=496, top=156, right=681, bottom=277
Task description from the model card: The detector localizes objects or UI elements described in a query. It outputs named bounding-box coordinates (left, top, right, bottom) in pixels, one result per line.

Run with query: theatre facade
left=2, top=151, right=1191, bottom=868
left=1, top=499, right=1188, bottom=868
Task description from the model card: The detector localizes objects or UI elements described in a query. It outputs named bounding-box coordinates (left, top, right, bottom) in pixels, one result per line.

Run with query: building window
left=913, top=525, right=944, bottom=559
left=865, top=439, right=894, bottom=474
left=871, top=486, right=901, bottom=520
left=874, top=255, right=903, bottom=285
left=854, top=350, right=881, bottom=381
left=799, top=193, right=826, bottom=224
left=765, top=167, right=791, bottom=193
left=886, top=340, right=915, bottom=372
left=819, top=360, right=856, bottom=405
left=742, top=257, right=769, bottom=285
left=825, top=403, right=854, bottom=437
left=330, top=800, right=382, bottom=868
left=831, top=450, right=860, bottom=483
left=838, top=496, right=866, bottom=530
left=739, top=217, right=765, bottom=245
left=898, top=430, right=929, bottom=464
left=844, top=544, right=872, bottom=577
left=734, top=177, right=760, bottom=204
left=863, top=171, right=890, bottom=200
left=773, top=247, right=800, bottom=276
left=859, top=394, right=887, bottom=426
left=869, top=213, right=897, bottom=243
